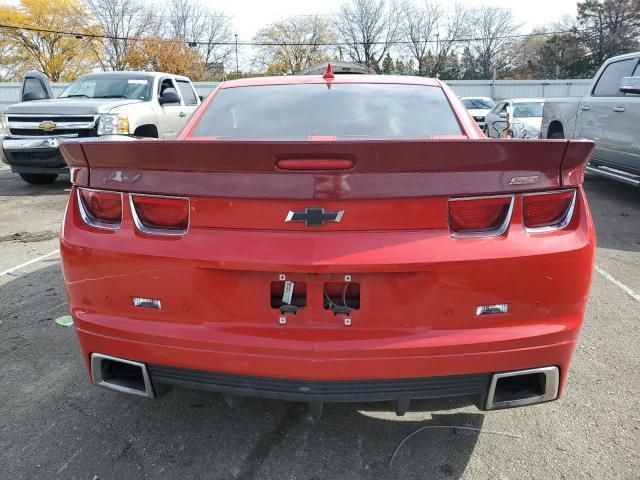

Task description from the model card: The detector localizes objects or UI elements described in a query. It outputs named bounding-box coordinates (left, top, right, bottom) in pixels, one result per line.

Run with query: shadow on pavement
left=583, top=175, right=640, bottom=253
left=0, top=173, right=71, bottom=197
left=1, top=263, right=487, bottom=480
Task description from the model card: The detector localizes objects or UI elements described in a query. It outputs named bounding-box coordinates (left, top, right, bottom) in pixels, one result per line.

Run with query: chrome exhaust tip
left=90, top=353, right=155, bottom=398
left=486, top=366, right=559, bottom=410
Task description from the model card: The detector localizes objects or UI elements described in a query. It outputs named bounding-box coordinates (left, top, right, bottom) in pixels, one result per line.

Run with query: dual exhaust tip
left=91, top=353, right=156, bottom=398
left=485, top=366, right=559, bottom=410
left=90, top=353, right=559, bottom=409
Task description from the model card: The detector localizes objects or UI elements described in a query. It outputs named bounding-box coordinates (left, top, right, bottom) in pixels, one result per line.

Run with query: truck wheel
left=550, top=132, right=564, bottom=139
left=19, top=173, right=58, bottom=184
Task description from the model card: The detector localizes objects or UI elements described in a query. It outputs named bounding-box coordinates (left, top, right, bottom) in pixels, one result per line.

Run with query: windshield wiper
left=64, top=94, right=89, bottom=98
left=97, top=95, right=129, bottom=99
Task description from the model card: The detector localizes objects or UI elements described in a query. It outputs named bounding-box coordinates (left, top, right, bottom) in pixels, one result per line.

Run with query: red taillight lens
left=78, top=188, right=122, bottom=227
left=449, top=196, right=512, bottom=235
left=131, top=195, right=189, bottom=233
left=523, top=190, right=575, bottom=230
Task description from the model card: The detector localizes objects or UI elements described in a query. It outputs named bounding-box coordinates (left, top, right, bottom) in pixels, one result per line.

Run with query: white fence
left=445, top=79, right=592, bottom=99
left=0, top=79, right=592, bottom=112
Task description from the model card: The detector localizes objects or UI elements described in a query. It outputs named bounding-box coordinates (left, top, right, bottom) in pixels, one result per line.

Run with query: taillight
left=77, top=188, right=122, bottom=229
left=449, top=195, right=513, bottom=237
left=130, top=194, right=189, bottom=235
left=523, top=190, right=575, bottom=231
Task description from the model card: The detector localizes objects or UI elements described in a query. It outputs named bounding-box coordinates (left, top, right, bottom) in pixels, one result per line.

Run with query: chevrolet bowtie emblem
left=38, top=121, right=57, bottom=132
left=285, top=207, right=344, bottom=226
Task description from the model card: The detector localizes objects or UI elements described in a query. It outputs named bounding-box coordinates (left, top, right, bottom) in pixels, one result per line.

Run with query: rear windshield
left=191, top=83, right=462, bottom=140
left=513, top=103, right=543, bottom=118
left=462, top=98, right=494, bottom=109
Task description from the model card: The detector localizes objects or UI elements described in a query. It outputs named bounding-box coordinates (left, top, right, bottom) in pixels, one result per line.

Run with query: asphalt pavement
left=0, top=165, right=638, bottom=480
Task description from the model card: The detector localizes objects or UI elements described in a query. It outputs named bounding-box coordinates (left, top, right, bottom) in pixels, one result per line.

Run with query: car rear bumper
left=77, top=322, right=574, bottom=409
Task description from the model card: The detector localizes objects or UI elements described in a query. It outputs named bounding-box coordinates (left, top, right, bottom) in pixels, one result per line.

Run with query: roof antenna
left=323, top=63, right=335, bottom=80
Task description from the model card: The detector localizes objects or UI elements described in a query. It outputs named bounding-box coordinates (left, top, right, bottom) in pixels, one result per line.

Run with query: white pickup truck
left=1, top=71, right=202, bottom=184
left=541, top=52, right=640, bottom=186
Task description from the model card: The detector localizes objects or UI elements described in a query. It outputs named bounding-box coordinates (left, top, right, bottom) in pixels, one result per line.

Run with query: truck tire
left=550, top=132, right=564, bottom=139
left=19, top=173, right=58, bottom=184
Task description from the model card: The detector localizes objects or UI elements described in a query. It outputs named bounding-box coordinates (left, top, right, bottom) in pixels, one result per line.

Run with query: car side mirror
left=22, top=91, right=46, bottom=102
left=498, top=111, right=507, bottom=119
left=620, top=76, right=640, bottom=95
left=159, top=91, right=180, bottom=105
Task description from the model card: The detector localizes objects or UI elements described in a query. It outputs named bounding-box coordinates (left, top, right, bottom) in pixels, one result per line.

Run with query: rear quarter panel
left=541, top=98, right=581, bottom=139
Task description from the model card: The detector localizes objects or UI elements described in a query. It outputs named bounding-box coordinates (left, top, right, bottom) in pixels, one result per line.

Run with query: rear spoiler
left=60, top=139, right=595, bottom=199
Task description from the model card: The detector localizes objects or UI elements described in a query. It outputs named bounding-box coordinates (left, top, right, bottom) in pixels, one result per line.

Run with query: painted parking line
left=595, top=265, right=640, bottom=303
left=0, top=249, right=60, bottom=277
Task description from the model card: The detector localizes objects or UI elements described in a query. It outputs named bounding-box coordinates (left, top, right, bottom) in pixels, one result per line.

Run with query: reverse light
left=523, top=190, right=576, bottom=232
left=97, top=113, right=129, bottom=135
left=449, top=195, right=514, bottom=238
left=77, top=188, right=122, bottom=229
left=130, top=194, right=189, bottom=235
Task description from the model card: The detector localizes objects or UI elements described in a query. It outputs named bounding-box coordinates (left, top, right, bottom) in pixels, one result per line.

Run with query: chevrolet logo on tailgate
left=285, top=207, right=344, bottom=226
left=38, top=121, right=57, bottom=131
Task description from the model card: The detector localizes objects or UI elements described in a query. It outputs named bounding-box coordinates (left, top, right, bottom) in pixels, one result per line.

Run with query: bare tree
left=0, top=34, right=28, bottom=81
left=431, top=2, right=470, bottom=76
left=165, top=0, right=233, bottom=79
left=335, top=0, right=400, bottom=72
left=87, top=0, right=158, bottom=71
left=253, top=16, right=335, bottom=75
left=469, top=7, right=521, bottom=78
left=400, top=1, right=441, bottom=76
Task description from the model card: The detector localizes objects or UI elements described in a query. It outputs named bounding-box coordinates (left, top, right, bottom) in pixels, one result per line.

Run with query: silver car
left=484, top=98, right=544, bottom=139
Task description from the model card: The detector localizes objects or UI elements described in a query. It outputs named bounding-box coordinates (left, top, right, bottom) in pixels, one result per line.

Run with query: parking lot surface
left=1, top=164, right=638, bottom=480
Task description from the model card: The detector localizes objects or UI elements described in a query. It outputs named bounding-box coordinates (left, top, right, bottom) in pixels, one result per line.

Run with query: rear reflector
left=523, top=190, right=575, bottom=231
left=449, top=195, right=513, bottom=237
left=130, top=194, right=189, bottom=235
left=78, top=188, right=122, bottom=229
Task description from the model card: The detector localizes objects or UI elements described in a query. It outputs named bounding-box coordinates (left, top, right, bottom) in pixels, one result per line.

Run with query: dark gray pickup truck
left=541, top=52, right=640, bottom=186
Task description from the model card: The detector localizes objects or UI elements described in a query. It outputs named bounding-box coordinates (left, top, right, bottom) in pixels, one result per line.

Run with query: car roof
left=219, top=74, right=442, bottom=89
left=78, top=71, right=190, bottom=81
left=503, top=98, right=545, bottom=103
left=460, top=96, right=493, bottom=101
left=605, top=51, right=640, bottom=62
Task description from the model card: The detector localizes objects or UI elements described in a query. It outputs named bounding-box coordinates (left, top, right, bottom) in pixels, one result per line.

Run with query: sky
left=1, top=0, right=580, bottom=71
left=201, top=0, right=578, bottom=42
left=197, top=0, right=579, bottom=69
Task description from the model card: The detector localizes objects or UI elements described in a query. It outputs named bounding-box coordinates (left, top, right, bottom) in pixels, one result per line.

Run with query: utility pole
left=234, top=34, right=239, bottom=75
left=435, top=31, right=440, bottom=78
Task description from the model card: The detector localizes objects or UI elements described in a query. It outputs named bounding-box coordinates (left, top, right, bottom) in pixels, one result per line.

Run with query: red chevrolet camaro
left=60, top=68, right=595, bottom=417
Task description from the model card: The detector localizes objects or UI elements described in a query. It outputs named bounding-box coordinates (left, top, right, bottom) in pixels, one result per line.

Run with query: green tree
left=436, top=53, right=463, bottom=80
left=381, top=52, right=394, bottom=74
left=576, top=0, right=640, bottom=73
left=460, top=47, right=481, bottom=80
